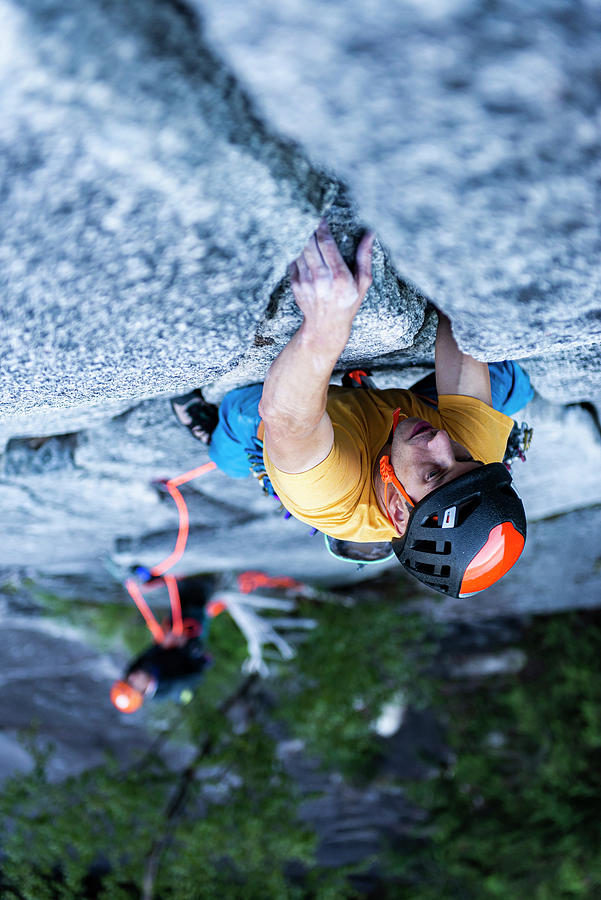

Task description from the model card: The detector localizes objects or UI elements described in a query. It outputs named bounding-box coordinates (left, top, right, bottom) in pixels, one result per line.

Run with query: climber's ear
left=387, top=489, right=410, bottom=537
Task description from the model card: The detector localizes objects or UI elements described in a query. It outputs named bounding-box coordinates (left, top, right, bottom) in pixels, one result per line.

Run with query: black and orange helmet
left=110, top=680, right=144, bottom=713
left=392, top=462, right=526, bottom=598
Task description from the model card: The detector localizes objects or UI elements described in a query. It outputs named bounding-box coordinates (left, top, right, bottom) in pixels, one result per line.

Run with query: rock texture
left=1, top=0, right=601, bottom=874
left=0, top=0, right=427, bottom=439
left=0, top=0, right=599, bottom=590
left=0, top=0, right=599, bottom=598
left=196, top=0, right=601, bottom=398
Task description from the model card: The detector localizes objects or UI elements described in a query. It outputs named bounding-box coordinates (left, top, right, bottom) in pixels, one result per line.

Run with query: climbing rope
left=150, top=462, right=217, bottom=577
left=125, top=461, right=217, bottom=643
left=236, top=570, right=301, bottom=594
left=123, top=460, right=306, bottom=647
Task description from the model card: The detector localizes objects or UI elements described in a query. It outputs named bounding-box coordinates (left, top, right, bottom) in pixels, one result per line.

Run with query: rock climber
left=110, top=575, right=217, bottom=713
left=172, top=220, right=533, bottom=598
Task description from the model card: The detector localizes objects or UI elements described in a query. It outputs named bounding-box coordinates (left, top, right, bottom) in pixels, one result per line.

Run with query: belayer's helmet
left=391, top=462, right=526, bottom=598
left=110, top=679, right=144, bottom=714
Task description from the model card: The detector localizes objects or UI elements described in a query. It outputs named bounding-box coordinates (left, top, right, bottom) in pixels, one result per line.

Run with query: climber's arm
left=434, top=312, right=492, bottom=406
left=259, top=220, right=374, bottom=474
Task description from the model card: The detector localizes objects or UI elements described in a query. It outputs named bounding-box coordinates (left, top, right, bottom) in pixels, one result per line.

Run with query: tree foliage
left=276, top=593, right=435, bottom=777
left=1, top=579, right=428, bottom=898
left=390, top=611, right=601, bottom=900
left=4, top=578, right=601, bottom=899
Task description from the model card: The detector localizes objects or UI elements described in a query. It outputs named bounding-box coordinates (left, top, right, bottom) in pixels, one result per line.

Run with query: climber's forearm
left=259, top=319, right=351, bottom=473
left=260, top=220, right=373, bottom=474
left=435, top=312, right=492, bottom=406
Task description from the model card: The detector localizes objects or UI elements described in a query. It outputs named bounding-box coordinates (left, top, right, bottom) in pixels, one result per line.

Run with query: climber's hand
left=288, top=219, right=374, bottom=339
left=259, top=220, right=374, bottom=475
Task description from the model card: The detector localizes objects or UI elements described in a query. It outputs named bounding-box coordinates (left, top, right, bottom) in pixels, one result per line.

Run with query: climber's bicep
left=262, top=412, right=334, bottom=475
left=263, top=421, right=363, bottom=525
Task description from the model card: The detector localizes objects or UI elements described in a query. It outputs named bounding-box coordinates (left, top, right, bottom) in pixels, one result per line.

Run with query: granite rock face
left=1, top=0, right=600, bottom=605
left=196, top=0, right=601, bottom=398
left=0, top=0, right=427, bottom=439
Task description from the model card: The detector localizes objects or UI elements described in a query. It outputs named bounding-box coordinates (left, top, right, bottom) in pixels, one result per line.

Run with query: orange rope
left=126, top=460, right=217, bottom=643
left=125, top=578, right=165, bottom=644
left=169, top=461, right=217, bottom=488
left=164, top=574, right=183, bottom=636
left=237, top=570, right=301, bottom=594
left=150, top=461, right=217, bottom=577
left=126, top=459, right=303, bottom=644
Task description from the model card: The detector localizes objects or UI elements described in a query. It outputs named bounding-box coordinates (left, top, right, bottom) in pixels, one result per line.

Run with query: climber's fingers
left=302, top=227, right=331, bottom=279
left=288, top=219, right=374, bottom=321
left=289, top=259, right=312, bottom=305
left=314, top=219, right=348, bottom=279
left=354, top=230, right=375, bottom=301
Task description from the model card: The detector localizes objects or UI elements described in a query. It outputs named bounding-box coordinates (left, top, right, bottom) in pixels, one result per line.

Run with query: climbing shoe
left=171, top=389, right=219, bottom=444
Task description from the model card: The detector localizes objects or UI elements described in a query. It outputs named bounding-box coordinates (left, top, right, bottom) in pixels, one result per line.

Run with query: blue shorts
left=410, top=360, right=534, bottom=417
left=209, top=362, right=534, bottom=478
left=209, top=383, right=265, bottom=479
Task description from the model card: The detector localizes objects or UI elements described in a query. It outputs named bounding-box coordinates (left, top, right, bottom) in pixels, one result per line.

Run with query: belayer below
left=172, top=220, right=533, bottom=599
left=110, top=575, right=217, bottom=713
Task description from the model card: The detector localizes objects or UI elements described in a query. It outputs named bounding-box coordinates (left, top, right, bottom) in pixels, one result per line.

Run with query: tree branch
left=141, top=673, right=258, bottom=900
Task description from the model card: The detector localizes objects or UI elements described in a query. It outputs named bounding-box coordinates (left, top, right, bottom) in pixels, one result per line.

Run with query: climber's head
left=110, top=679, right=144, bottom=713
left=378, top=410, right=526, bottom=597
left=110, top=669, right=156, bottom=714
left=391, top=461, right=526, bottom=598
left=379, top=412, right=483, bottom=536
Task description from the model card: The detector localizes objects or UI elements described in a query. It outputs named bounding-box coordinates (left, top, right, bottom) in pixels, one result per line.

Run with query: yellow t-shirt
left=262, top=387, right=514, bottom=543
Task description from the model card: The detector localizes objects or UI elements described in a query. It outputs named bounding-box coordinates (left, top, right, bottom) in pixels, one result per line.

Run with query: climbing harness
left=503, top=421, right=534, bottom=471
left=341, top=368, right=377, bottom=390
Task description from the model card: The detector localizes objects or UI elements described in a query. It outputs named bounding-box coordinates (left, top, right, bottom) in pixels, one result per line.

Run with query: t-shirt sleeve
left=437, top=394, right=514, bottom=464
left=263, top=420, right=366, bottom=529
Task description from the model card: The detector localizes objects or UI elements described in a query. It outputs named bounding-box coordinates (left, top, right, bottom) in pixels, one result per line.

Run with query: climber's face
left=127, top=669, right=155, bottom=695
left=390, top=417, right=482, bottom=504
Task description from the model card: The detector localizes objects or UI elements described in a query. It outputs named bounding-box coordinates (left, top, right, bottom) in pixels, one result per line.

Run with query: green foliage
left=0, top=740, right=170, bottom=899
left=157, top=724, right=316, bottom=900
left=0, top=705, right=320, bottom=899
left=391, top=611, right=601, bottom=900
left=277, top=592, right=437, bottom=778
left=16, top=576, right=601, bottom=898
left=0, top=581, right=374, bottom=899
left=31, top=587, right=150, bottom=656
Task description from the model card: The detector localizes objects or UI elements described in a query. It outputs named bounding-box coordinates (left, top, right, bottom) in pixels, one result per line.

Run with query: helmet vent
left=411, top=539, right=451, bottom=555
left=414, top=561, right=435, bottom=575
left=420, top=513, right=440, bottom=528
left=413, top=562, right=451, bottom=579
left=456, top=495, right=481, bottom=525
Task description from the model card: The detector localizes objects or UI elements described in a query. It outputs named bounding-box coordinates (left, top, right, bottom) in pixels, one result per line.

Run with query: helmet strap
left=379, top=454, right=415, bottom=531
